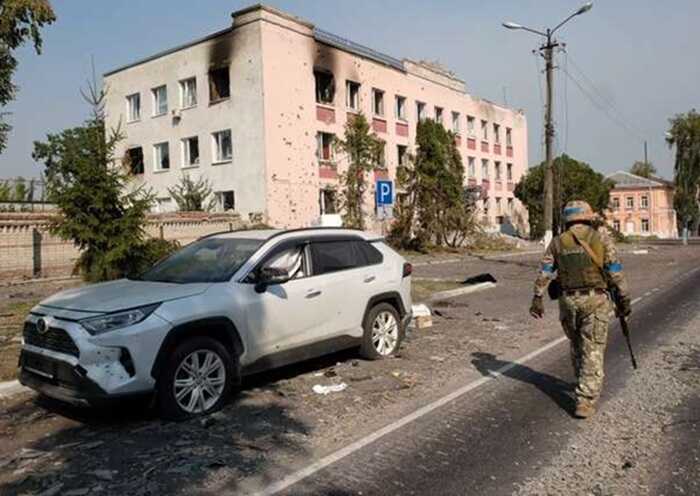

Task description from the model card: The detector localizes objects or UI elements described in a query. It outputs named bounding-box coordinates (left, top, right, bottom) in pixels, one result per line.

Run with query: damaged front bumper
left=18, top=309, right=171, bottom=405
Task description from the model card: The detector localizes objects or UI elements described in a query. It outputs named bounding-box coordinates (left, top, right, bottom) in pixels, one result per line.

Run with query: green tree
left=515, top=154, right=613, bottom=239
left=334, top=113, right=383, bottom=230
left=33, top=76, right=163, bottom=282
left=11, top=176, right=26, bottom=200
left=629, top=160, right=657, bottom=178
left=168, top=173, right=215, bottom=212
left=666, top=110, right=700, bottom=234
left=389, top=119, right=474, bottom=250
left=0, top=0, right=56, bottom=153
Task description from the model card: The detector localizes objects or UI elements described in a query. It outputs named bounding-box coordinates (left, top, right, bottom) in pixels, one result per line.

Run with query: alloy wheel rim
left=173, top=350, right=226, bottom=414
left=371, top=311, right=399, bottom=356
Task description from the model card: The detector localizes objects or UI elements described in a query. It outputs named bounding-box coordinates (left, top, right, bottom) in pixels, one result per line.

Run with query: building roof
left=606, top=171, right=674, bottom=189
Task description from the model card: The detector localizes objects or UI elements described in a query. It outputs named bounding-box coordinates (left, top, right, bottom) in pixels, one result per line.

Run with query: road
left=261, top=265, right=700, bottom=495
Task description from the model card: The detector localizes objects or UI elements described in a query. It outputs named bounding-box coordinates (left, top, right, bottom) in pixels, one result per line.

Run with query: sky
left=1, top=0, right=699, bottom=181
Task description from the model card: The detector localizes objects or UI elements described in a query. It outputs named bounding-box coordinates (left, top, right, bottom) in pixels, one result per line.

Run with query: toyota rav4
left=19, top=228, right=412, bottom=419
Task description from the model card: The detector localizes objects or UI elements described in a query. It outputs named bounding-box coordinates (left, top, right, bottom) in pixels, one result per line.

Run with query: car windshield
left=137, top=237, right=263, bottom=284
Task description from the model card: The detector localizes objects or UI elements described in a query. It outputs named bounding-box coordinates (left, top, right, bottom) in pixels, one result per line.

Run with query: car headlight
left=80, top=304, right=160, bottom=335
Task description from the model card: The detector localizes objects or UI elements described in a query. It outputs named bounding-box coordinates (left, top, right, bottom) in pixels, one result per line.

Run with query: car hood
left=39, top=279, right=211, bottom=314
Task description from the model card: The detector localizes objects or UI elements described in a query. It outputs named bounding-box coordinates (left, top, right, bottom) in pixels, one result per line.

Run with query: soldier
left=529, top=200, right=631, bottom=418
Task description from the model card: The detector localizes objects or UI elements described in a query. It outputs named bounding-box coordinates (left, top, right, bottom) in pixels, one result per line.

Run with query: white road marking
left=252, top=292, right=652, bottom=495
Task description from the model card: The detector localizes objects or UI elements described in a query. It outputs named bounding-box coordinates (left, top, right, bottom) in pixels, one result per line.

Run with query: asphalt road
left=270, top=266, right=700, bottom=496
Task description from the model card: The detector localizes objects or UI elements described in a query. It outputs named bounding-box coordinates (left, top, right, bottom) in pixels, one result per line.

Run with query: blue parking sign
left=376, top=180, right=393, bottom=205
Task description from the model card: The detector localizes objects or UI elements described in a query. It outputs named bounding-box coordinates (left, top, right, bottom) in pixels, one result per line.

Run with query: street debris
left=312, top=383, right=348, bottom=395
left=631, top=249, right=649, bottom=255
left=462, top=273, right=498, bottom=285
left=411, top=304, right=433, bottom=329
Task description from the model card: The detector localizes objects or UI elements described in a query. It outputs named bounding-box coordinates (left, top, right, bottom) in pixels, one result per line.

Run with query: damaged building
left=104, top=4, right=529, bottom=231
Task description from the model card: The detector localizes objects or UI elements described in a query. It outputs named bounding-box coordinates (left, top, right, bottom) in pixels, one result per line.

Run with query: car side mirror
left=254, top=267, right=290, bottom=293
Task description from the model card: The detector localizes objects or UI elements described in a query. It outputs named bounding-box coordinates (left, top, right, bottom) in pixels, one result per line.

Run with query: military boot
left=574, top=399, right=596, bottom=419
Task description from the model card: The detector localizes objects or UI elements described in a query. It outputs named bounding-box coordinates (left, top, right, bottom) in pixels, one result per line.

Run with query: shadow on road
left=471, top=352, right=576, bottom=417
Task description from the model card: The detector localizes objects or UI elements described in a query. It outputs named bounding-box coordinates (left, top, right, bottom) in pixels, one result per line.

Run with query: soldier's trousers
left=559, top=292, right=613, bottom=402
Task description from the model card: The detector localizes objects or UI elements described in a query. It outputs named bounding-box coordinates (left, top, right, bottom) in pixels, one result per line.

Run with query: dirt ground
left=0, top=245, right=698, bottom=495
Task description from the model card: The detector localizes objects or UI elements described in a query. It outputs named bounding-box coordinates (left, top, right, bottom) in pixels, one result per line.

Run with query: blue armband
left=605, top=262, right=622, bottom=273
left=542, top=263, right=555, bottom=274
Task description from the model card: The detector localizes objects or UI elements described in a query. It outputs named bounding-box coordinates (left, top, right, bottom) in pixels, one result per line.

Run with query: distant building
left=605, top=171, right=677, bottom=238
left=103, top=4, right=529, bottom=230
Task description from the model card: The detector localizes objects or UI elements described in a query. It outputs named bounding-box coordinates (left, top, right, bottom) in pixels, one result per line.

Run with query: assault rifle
left=609, top=286, right=638, bottom=370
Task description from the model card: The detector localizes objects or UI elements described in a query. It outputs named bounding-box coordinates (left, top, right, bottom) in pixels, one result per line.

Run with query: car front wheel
left=360, top=303, right=403, bottom=360
left=157, top=336, right=235, bottom=420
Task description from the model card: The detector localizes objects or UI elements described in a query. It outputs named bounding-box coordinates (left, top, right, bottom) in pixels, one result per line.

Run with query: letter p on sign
left=376, top=180, right=393, bottom=205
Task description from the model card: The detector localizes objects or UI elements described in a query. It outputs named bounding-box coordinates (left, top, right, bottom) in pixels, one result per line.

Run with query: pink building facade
left=104, top=5, right=528, bottom=231
left=606, top=171, right=678, bottom=238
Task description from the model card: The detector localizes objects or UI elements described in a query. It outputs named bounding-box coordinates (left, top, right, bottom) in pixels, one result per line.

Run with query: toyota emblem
left=36, top=318, right=48, bottom=334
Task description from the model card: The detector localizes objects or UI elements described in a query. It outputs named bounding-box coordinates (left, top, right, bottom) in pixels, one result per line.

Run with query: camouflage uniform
left=532, top=202, right=629, bottom=410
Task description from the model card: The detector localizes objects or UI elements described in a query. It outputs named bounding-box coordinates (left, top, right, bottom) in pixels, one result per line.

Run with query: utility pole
left=542, top=30, right=558, bottom=246
left=503, top=3, right=593, bottom=247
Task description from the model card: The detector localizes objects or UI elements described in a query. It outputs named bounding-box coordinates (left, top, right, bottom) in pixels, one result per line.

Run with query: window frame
left=395, top=95, right=407, bottom=121
left=181, top=136, right=200, bottom=168
left=209, top=66, right=231, bottom=103
left=481, top=120, right=488, bottom=141
left=212, top=129, right=233, bottom=164
left=153, top=142, right=170, bottom=172
left=372, top=88, right=385, bottom=117
left=314, top=69, right=335, bottom=105
left=481, top=159, right=489, bottom=179
left=435, top=106, right=443, bottom=124
left=179, top=77, right=197, bottom=109
left=493, top=123, right=500, bottom=144
left=452, top=111, right=460, bottom=134
left=506, top=127, right=512, bottom=146
left=345, top=80, right=360, bottom=111
left=127, top=146, right=144, bottom=175
left=467, top=115, right=475, bottom=136
left=316, top=131, right=335, bottom=163
left=640, top=195, right=649, bottom=209
left=641, top=218, right=650, bottom=233
left=468, top=157, right=476, bottom=177
left=495, top=161, right=502, bottom=181
left=625, top=196, right=634, bottom=210
left=152, top=85, right=168, bottom=117
left=416, top=101, right=426, bottom=122
left=397, top=144, right=408, bottom=167
left=506, top=163, right=513, bottom=181
left=126, top=93, right=141, bottom=122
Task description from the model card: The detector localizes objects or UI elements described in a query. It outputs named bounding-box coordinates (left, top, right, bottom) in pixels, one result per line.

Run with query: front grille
left=23, top=322, right=80, bottom=358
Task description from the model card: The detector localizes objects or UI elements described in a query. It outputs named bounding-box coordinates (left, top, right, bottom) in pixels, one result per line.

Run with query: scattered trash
left=433, top=309, right=454, bottom=319
left=430, top=356, right=445, bottom=362
left=312, top=383, right=348, bottom=395
left=462, top=273, right=498, bottom=285
left=410, top=304, right=433, bottom=329
left=631, top=249, right=648, bottom=255
left=323, top=368, right=337, bottom=378
left=351, top=360, right=359, bottom=367
left=348, top=374, right=372, bottom=382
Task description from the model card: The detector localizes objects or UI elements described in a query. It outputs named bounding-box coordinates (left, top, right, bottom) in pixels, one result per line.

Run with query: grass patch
left=411, top=279, right=462, bottom=302
left=0, top=299, right=39, bottom=381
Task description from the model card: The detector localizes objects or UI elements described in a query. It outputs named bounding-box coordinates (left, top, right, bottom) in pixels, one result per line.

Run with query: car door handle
left=363, top=275, right=376, bottom=283
left=306, top=290, right=322, bottom=299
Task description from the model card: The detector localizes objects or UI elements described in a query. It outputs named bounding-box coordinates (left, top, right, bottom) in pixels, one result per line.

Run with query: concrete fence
left=0, top=212, right=245, bottom=282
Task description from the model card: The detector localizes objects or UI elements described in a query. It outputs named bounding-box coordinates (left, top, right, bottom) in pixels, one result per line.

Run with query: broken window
left=346, top=80, right=359, bottom=110
left=452, top=111, right=460, bottom=133
left=209, top=67, right=230, bottom=102
left=127, top=147, right=144, bottom=175
left=397, top=145, right=408, bottom=166
left=180, top=77, right=197, bottom=108
left=126, top=93, right=140, bottom=122
left=154, top=142, right=170, bottom=171
left=317, top=132, right=334, bottom=162
left=417, top=102, right=426, bottom=121
left=493, top=123, right=500, bottom=144
left=481, top=120, right=488, bottom=141
left=314, top=70, right=334, bottom=104
left=435, top=106, right=443, bottom=124
left=395, top=95, right=406, bottom=120
left=507, top=163, right=513, bottom=181
left=212, top=130, right=232, bottom=162
left=217, top=191, right=235, bottom=211
left=468, top=157, right=476, bottom=177
left=372, top=89, right=384, bottom=116
left=319, top=188, right=337, bottom=214
left=152, top=85, right=168, bottom=116
left=467, top=115, right=475, bottom=136
left=495, top=161, right=502, bottom=181
left=182, top=136, right=199, bottom=167
left=506, top=127, right=512, bottom=146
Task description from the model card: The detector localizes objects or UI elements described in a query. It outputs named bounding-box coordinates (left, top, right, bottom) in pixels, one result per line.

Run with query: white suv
left=19, top=228, right=412, bottom=419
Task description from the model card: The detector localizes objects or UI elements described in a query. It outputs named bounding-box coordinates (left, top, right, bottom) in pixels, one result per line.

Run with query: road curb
left=428, top=281, right=497, bottom=301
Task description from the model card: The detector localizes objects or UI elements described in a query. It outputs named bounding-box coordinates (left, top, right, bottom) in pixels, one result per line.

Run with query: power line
left=564, top=53, right=646, bottom=142
left=561, top=66, right=645, bottom=143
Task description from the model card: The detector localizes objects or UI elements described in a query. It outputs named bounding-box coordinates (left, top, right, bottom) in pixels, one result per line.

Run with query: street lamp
left=503, top=3, right=593, bottom=247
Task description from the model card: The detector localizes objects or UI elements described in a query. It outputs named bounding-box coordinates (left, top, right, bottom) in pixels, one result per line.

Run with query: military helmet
left=563, top=200, right=595, bottom=224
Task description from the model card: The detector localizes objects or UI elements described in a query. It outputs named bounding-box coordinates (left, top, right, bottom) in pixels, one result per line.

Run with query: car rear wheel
left=360, top=303, right=403, bottom=360
left=157, top=336, right=235, bottom=420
